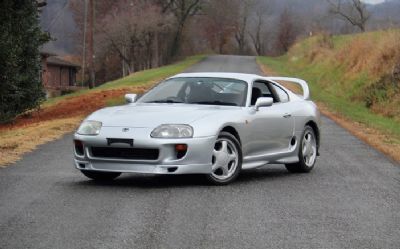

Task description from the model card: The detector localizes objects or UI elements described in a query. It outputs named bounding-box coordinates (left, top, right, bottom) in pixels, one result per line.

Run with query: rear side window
left=253, top=82, right=272, bottom=95
left=272, top=84, right=289, bottom=103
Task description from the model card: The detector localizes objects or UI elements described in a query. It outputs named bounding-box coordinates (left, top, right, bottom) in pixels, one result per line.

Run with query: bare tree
left=159, top=0, right=203, bottom=58
left=327, top=0, right=370, bottom=32
left=248, top=1, right=273, bottom=55
left=202, top=0, right=237, bottom=54
left=95, top=1, right=171, bottom=76
left=234, top=0, right=255, bottom=54
left=249, top=11, right=264, bottom=55
left=275, top=8, right=298, bottom=53
left=71, top=0, right=198, bottom=83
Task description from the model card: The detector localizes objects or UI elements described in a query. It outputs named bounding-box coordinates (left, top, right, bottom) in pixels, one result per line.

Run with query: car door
left=245, top=81, right=294, bottom=157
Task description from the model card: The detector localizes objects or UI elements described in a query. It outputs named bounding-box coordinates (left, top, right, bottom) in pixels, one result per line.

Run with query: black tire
left=80, top=170, right=121, bottom=181
left=206, top=132, right=242, bottom=185
left=285, top=125, right=317, bottom=173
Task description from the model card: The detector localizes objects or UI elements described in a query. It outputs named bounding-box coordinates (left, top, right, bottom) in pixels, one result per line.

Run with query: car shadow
left=74, top=165, right=297, bottom=189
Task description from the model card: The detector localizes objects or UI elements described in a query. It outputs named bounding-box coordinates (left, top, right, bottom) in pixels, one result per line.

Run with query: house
left=40, top=50, right=82, bottom=97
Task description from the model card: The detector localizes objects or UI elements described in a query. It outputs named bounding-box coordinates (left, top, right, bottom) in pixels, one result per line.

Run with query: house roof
left=39, top=47, right=58, bottom=57
left=47, top=56, right=81, bottom=68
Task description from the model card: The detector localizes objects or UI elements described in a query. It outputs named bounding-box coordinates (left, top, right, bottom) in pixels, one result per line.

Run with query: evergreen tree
left=0, top=0, right=50, bottom=123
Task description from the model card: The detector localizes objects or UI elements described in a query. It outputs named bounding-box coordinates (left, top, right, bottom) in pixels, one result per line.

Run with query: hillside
left=258, top=29, right=400, bottom=160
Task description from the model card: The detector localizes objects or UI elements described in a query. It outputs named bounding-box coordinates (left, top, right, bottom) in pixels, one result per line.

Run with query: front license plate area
left=107, top=138, right=134, bottom=147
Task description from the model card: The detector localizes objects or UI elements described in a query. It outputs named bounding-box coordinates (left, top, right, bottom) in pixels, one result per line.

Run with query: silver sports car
left=74, top=72, right=320, bottom=184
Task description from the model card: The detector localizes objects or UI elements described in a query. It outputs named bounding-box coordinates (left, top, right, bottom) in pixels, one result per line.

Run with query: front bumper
left=73, top=127, right=216, bottom=175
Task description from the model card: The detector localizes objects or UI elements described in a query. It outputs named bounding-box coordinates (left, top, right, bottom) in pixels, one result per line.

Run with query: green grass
left=97, top=55, right=205, bottom=90
left=258, top=56, right=400, bottom=139
left=43, top=55, right=206, bottom=107
left=105, top=97, right=126, bottom=107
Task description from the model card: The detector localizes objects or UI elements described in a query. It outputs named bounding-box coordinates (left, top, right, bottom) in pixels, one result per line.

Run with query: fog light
left=175, top=144, right=187, bottom=159
left=175, top=144, right=187, bottom=151
left=74, top=140, right=84, bottom=156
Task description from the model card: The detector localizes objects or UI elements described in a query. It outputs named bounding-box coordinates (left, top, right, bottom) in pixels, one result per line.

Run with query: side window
left=253, top=82, right=271, bottom=95
left=251, top=81, right=273, bottom=106
left=271, top=83, right=289, bottom=103
left=252, top=81, right=281, bottom=103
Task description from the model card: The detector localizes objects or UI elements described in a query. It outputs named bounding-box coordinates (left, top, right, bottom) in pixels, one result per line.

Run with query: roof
left=40, top=49, right=57, bottom=57
left=46, top=56, right=80, bottom=68
left=171, top=72, right=265, bottom=82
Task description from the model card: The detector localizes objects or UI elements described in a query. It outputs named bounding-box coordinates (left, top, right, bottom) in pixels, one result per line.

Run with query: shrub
left=363, top=63, right=400, bottom=121
left=0, top=0, right=50, bottom=123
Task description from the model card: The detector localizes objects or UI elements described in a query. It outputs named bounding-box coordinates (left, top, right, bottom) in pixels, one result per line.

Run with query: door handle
left=283, top=113, right=292, bottom=118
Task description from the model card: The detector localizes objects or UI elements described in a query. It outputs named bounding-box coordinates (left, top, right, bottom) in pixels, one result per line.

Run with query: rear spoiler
left=265, top=77, right=310, bottom=100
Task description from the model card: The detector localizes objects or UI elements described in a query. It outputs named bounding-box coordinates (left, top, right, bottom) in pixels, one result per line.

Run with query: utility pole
left=81, top=0, right=88, bottom=87
left=88, top=0, right=95, bottom=88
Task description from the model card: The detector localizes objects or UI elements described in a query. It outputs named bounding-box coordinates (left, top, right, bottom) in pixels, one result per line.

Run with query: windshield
left=138, top=77, right=248, bottom=106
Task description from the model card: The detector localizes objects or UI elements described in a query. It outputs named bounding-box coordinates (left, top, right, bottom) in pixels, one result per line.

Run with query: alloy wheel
left=302, top=131, right=317, bottom=167
left=211, top=138, right=239, bottom=180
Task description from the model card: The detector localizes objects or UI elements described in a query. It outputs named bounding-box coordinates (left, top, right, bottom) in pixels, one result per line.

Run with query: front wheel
left=206, top=132, right=242, bottom=185
left=80, top=170, right=121, bottom=181
left=285, top=125, right=317, bottom=173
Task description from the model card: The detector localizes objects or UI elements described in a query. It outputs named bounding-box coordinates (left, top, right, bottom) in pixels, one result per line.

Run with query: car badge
left=122, top=128, right=129, bottom=132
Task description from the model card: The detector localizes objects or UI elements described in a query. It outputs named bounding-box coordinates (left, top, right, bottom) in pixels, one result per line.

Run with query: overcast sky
left=362, top=0, right=385, bottom=4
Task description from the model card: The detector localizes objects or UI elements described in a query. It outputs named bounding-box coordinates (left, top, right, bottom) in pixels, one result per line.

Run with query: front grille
left=91, top=147, right=159, bottom=160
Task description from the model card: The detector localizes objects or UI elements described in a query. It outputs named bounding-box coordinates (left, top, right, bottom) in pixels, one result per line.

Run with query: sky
left=362, top=0, right=386, bottom=4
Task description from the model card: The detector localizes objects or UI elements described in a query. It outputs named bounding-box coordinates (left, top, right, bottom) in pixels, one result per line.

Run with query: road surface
left=1, top=55, right=399, bottom=249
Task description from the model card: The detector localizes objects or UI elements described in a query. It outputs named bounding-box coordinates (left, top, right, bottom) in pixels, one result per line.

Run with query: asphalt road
left=1, top=55, right=399, bottom=249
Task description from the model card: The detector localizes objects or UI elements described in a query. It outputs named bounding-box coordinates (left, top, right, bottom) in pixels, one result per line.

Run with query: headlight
left=151, top=124, right=193, bottom=138
left=77, top=120, right=102, bottom=135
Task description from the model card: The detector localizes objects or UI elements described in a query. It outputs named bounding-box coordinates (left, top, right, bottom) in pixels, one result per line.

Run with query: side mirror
left=255, top=97, right=273, bottom=111
left=125, top=94, right=137, bottom=103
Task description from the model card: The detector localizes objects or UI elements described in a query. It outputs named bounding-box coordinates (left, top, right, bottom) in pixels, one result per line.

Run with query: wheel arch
left=220, top=126, right=241, bottom=145
left=305, top=120, right=320, bottom=154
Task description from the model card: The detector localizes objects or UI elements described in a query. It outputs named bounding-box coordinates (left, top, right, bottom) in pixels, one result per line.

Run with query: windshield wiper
left=191, top=101, right=237, bottom=106
left=145, top=100, right=183, bottom=104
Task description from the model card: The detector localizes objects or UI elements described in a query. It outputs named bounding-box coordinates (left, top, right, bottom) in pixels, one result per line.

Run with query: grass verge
left=258, top=57, right=400, bottom=162
left=0, top=117, right=83, bottom=166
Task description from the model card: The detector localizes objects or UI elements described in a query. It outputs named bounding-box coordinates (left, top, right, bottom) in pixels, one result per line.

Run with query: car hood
left=88, top=103, right=239, bottom=128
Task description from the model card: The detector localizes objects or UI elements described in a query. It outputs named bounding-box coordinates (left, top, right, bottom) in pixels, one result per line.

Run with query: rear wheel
left=285, top=126, right=317, bottom=173
left=206, top=132, right=242, bottom=185
left=80, top=170, right=121, bottom=181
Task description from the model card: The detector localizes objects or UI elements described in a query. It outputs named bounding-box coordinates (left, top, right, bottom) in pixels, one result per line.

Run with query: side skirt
left=242, top=148, right=300, bottom=170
